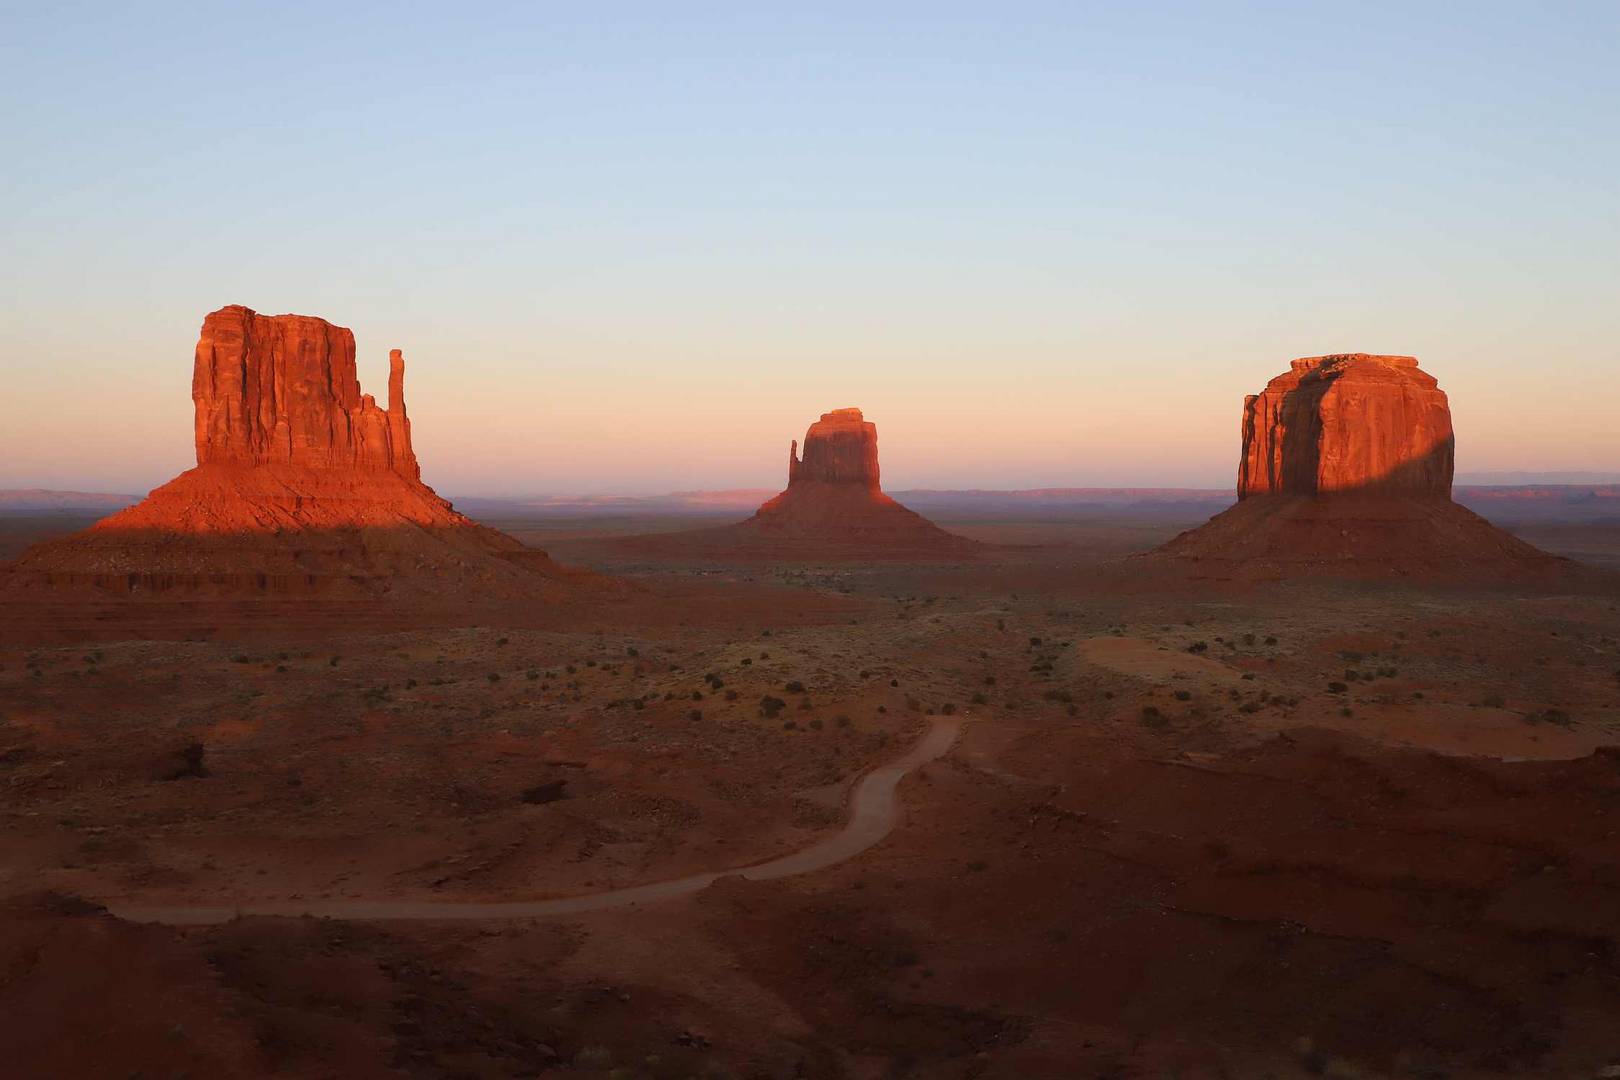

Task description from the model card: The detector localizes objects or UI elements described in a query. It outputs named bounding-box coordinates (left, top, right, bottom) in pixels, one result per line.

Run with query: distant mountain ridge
left=8, top=482, right=1619, bottom=524
left=0, top=489, right=139, bottom=512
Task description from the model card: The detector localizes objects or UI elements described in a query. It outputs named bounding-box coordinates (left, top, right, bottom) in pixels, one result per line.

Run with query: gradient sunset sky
left=3, top=2, right=1617, bottom=495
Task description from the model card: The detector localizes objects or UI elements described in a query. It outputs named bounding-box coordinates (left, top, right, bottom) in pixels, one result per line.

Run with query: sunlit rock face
left=2, top=305, right=580, bottom=595
left=193, top=305, right=419, bottom=479
left=1237, top=354, right=1454, bottom=500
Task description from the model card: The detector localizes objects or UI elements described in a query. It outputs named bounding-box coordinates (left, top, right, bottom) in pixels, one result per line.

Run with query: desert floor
left=3, top=511, right=1620, bottom=1079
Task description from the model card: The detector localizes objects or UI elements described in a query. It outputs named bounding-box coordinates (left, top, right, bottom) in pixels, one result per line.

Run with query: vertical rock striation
left=192, top=305, right=419, bottom=476
left=1236, top=354, right=1454, bottom=500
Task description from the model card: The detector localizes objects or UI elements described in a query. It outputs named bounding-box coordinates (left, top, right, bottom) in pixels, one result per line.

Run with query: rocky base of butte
left=1150, top=354, right=1565, bottom=580
left=2, top=305, right=581, bottom=598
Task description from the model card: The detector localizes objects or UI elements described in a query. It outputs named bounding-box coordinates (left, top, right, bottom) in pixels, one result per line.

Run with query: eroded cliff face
left=1, top=304, right=589, bottom=597
left=787, top=408, right=882, bottom=490
left=192, top=305, right=418, bottom=477
left=1237, top=354, right=1454, bottom=500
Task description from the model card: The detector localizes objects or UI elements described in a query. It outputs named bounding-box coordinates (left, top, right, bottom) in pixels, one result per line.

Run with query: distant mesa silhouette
left=2, top=305, right=585, bottom=597
left=1150, top=353, right=1564, bottom=580
left=616, top=407, right=978, bottom=559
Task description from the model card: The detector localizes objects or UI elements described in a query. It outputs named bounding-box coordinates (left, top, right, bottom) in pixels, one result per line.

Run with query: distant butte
left=1149, top=354, right=1565, bottom=580
left=2, top=305, right=588, bottom=598
left=614, top=408, right=979, bottom=560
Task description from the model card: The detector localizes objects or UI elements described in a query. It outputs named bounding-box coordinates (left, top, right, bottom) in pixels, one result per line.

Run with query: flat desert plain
left=3, top=503, right=1619, bottom=1079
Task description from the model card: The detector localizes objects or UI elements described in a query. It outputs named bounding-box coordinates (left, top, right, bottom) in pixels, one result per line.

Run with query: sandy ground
left=3, top=511, right=1620, bottom=1078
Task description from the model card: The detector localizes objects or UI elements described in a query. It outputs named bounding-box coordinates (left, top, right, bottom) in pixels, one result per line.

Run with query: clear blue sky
left=3, top=2, right=1616, bottom=494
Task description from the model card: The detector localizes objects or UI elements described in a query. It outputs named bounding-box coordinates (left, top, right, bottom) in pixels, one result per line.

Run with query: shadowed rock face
left=194, top=305, right=419, bottom=478
left=1237, top=354, right=1454, bottom=500
left=788, top=408, right=881, bottom=490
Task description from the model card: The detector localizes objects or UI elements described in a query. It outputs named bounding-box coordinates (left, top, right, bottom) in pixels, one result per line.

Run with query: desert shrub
left=785, top=680, right=805, bottom=694
left=971, top=692, right=988, bottom=705
left=1187, top=642, right=1208, bottom=654
left=487, top=672, right=501, bottom=683
left=809, top=718, right=824, bottom=730
left=759, top=695, right=787, bottom=718
left=1173, top=690, right=1191, bottom=701
left=1482, top=694, right=1505, bottom=708
left=626, top=646, right=638, bottom=657
left=689, top=709, right=702, bottom=721
left=837, top=714, right=852, bottom=727
left=496, top=637, right=509, bottom=647
left=1327, top=681, right=1347, bottom=693
left=940, top=703, right=957, bottom=715
left=1043, top=689, right=1073, bottom=704
left=1140, top=705, right=1166, bottom=727
left=725, top=689, right=739, bottom=701
left=783, top=719, right=798, bottom=730
left=1265, top=636, right=1278, bottom=645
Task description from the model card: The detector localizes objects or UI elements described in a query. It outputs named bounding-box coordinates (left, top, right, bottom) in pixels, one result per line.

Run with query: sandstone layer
left=1238, top=354, right=1454, bottom=499
left=1152, top=354, right=1563, bottom=581
left=3, top=306, right=579, bottom=598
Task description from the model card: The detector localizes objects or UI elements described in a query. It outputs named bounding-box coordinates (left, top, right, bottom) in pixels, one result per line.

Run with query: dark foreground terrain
left=3, top=501, right=1620, bottom=1078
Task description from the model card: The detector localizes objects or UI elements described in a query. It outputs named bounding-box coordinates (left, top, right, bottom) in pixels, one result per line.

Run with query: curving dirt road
left=108, top=716, right=963, bottom=926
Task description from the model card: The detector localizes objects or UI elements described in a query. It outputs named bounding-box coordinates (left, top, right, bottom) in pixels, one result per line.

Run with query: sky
left=2, top=1, right=1617, bottom=496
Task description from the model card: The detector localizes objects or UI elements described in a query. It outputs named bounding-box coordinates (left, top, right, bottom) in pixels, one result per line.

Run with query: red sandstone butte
left=740, top=408, right=977, bottom=555
left=786, top=408, right=882, bottom=489
left=1237, top=354, right=1454, bottom=499
left=193, top=306, right=421, bottom=478
left=1151, top=354, right=1561, bottom=580
left=2, top=305, right=576, bottom=596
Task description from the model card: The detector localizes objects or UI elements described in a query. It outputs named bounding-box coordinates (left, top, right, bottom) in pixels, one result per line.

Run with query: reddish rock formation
left=1151, top=354, right=1563, bottom=580
left=1237, top=354, right=1454, bottom=499
left=3, top=305, right=585, bottom=598
left=786, top=408, right=882, bottom=489
left=620, top=408, right=977, bottom=559
left=193, top=306, right=420, bottom=477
